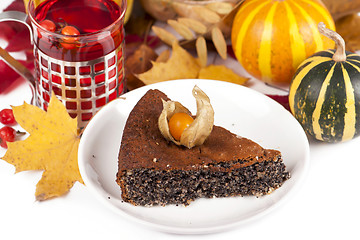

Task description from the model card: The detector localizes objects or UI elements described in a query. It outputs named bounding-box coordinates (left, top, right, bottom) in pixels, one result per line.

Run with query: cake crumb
left=153, top=158, right=157, bottom=163
left=267, top=187, right=275, bottom=194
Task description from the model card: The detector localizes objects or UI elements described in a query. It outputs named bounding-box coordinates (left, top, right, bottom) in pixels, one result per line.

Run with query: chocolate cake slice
left=116, top=89, right=290, bottom=206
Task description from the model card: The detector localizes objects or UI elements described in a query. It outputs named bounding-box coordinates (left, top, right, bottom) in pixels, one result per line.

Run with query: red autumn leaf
left=266, top=94, right=290, bottom=112
left=0, top=0, right=34, bottom=93
left=4, top=0, right=25, bottom=12
left=0, top=24, right=17, bottom=44
left=125, top=34, right=161, bottom=57
left=0, top=61, right=25, bottom=94
left=22, top=50, right=35, bottom=68
left=125, top=34, right=161, bottom=49
left=5, top=29, right=32, bottom=52
left=227, top=45, right=236, bottom=59
left=2, top=0, right=27, bottom=34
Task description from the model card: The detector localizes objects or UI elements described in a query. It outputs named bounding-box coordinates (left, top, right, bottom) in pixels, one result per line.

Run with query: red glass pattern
left=31, top=0, right=125, bottom=127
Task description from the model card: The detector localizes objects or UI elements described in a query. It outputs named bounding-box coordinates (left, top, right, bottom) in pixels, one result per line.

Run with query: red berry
left=60, top=25, right=80, bottom=49
left=40, top=19, right=56, bottom=32
left=0, top=126, right=16, bottom=148
left=61, top=25, right=80, bottom=36
left=0, top=108, right=16, bottom=125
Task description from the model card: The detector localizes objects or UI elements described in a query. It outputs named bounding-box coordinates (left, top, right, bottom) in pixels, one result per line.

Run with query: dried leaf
left=198, top=64, right=249, bottom=85
left=126, top=44, right=158, bottom=74
left=205, top=2, right=234, bottom=15
left=167, top=19, right=194, bottom=40
left=125, top=44, right=157, bottom=90
left=158, top=85, right=214, bottom=148
left=322, top=0, right=360, bottom=20
left=335, top=14, right=360, bottom=52
left=196, top=36, right=207, bottom=68
left=193, top=6, right=221, bottom=24
left=156, top=49, right=171, bottom=63
left=211, top=26, right=227, bottom=59
left=140, top=0, right=177, bottom=21
left=177, top=17, right=207, bottom=34
left=137, top=41, right=201, bottom=84
left=152, top=26, right=178, bottom=46
left=172, top=2, right=201, bottom=20
left=1, top=94, right=83, bottom=200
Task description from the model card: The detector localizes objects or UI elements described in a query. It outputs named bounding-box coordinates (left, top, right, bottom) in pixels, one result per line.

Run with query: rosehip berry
left=39, top=19, right=56, bottom=32
left=0, top=126, right=16, bottom=148
left=0, top=108, right=16, bottom=125
left=60, top=25, right=80, bottom=50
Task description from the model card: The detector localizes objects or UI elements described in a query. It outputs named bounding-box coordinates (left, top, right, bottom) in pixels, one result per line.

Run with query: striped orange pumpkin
left=231, top=0, right=335, bottom=84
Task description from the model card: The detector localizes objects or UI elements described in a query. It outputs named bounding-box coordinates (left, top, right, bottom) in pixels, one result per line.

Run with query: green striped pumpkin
left=289, top=23, right=360, bottom=142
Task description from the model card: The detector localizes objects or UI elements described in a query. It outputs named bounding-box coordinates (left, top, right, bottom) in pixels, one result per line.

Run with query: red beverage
left=24, top=0, right=126, bottom=128
left=31, top=0, right=124, bottom=62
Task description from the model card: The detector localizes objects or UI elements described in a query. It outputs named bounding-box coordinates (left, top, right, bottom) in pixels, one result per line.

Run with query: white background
left=1, top=1, right=359, bottom=239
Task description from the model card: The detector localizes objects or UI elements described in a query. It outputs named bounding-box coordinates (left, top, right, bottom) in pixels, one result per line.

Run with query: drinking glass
left=0, top=0, right=127, bottom=128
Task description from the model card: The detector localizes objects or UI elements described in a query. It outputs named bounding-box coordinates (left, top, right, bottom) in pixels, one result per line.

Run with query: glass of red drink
left=0, top=0, right=126, bottom=128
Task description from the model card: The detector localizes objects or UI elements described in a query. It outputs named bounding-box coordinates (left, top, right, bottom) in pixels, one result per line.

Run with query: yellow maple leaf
left=198, top=64, right=249, bottom=85
left=137, top=41, right=201, bottom=84
left=1, top=94, right=83, bottom=201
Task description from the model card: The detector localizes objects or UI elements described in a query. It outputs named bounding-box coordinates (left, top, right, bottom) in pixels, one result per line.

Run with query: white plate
left=78, top=79, right=310, bottom=234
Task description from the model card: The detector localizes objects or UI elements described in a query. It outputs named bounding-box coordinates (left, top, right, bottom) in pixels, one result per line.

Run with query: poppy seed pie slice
left=116, top=89, right=290, bottom=206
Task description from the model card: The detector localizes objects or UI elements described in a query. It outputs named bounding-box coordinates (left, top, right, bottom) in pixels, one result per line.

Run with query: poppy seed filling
left=119, top=158, right=290, bottom=206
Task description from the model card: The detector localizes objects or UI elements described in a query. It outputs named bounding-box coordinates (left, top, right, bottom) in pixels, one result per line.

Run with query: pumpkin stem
left=318, top=22, right=346, bottom=62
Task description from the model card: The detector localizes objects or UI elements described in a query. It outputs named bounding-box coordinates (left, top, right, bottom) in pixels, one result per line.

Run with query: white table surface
left=1, top=1, right=359, bottom=239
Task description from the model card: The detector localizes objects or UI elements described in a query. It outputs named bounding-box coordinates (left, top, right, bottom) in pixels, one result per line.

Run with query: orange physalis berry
left=168, top=112, right=194, bottom=141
